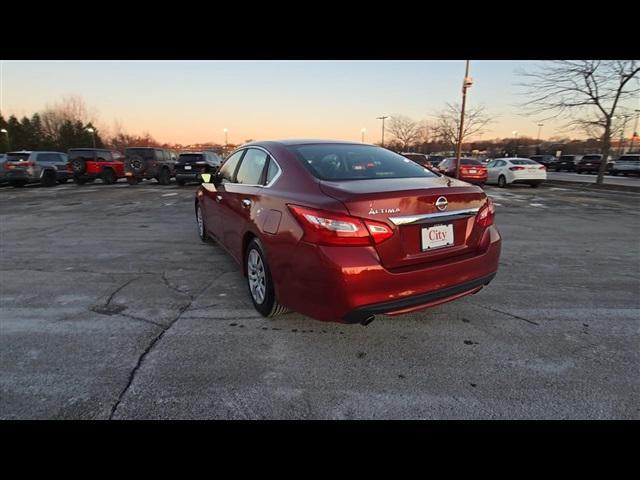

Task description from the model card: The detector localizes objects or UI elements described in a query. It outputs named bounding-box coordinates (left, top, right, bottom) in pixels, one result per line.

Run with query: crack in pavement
left=476, top=305, right=540, bottom=326
left=161, top=271, right=194, bottom=300
left=108, top=279, right=216, bottom=419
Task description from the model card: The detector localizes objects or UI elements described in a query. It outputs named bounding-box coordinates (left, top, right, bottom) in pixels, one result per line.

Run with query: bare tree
left=40, top=96, right=100, bottom=145
left=517, top=60, right=639, bottom=184
left=387, top=115, right=424, bottom=151
left=432, top=103, right=494, bottom=153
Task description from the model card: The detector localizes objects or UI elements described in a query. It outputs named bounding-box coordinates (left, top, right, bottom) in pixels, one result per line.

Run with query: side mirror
left=200, top=173, right=212, bottom=183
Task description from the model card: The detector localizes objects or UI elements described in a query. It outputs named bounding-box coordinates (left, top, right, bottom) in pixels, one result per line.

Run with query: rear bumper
left=460, top=176, right=487, bottom=184
left=175, top=172, right=202, bottom=182
left=275, top=225, right=501, bottom=323
left=7, top=171, right=36, bottom=182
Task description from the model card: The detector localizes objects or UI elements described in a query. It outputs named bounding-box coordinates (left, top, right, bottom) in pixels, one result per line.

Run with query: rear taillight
left=287, top=205, right=393, bottom=246
left=476, top=198, right=495, bottom=228
left=8, top=161, right=33, bottom=168
left=538, top=165, right=546, bottom=170
left=509, top=166, right=525, bottom=171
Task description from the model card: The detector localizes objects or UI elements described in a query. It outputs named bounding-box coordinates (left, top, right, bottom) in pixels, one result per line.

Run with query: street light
left=376, top=116, right=390, bottom=147
left=361, top=127, right=366, bottom=143
left=0, top=128, right=8, bottom=151
left=85, top=127, right=96, bottom=149
left=512, top=130, right=518, bottom=157
left=455, top=60, right=473, bottom=179
left=223, top=128, right=228, bottom=148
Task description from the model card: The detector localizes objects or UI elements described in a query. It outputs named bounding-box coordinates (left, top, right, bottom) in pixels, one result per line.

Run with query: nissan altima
left=195, top=140, right=501, bottom=325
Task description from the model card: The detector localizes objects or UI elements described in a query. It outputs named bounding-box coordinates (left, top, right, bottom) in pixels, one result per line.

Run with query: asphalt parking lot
left=1, top=179, right=639, bottom=419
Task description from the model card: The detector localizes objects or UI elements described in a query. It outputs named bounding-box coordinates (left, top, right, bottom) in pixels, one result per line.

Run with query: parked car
left=553, top=154, right=582, bottom=172
left=67, top=148, right=125, bottom=185
left=4, top=150, right=71, bottom=187
left=610, top=154, right=640, bottom=176
left=124, top=147, right=178, bottom=185
left=0, top=154, right=7, bottom=184
left=437, top=158, right=488, bottom=185
left=400, top=152, right=431, bottom=168
left=528, top=154, right=557, bottom=169
left=427, top=155, right=445, bottom=168
left=195, top=140, right=501, bottom=324
left=486, top=158, right=546, bottom=188
left=575, top=154, right=614, bottom=174
left=175, top=151, right=224, bottom=186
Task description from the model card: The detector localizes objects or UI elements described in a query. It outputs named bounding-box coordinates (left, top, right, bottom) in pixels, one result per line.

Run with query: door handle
left=215, top=195, right=223, bottom=203
left=242, top=199, right=252, bottom=208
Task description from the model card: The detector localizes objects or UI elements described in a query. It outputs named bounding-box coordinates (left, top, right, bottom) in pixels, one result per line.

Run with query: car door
left=220, top=147, right=270, bottom=263
left=486, top=160, right=498, bottom=183
left=201, top=149, right=245, bottom=243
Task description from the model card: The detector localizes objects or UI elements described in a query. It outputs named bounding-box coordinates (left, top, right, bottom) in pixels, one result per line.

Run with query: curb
left=544, top=179, right=640, bottom=194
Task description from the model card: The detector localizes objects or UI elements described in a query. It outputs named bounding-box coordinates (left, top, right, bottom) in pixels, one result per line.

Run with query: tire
left=41, top=170, right=57, bottom=187
left=176, top=179, right=186, bottom=186
left=127, top=155, right=146, bottom=176
left=73, top=176, right=87, bottom=185
left=158, top=167, right=171, bottom=185
left=126, top=176, right=139, bottom=185
left=196, top=202, right=209, bottom=242
left=58, top=178, right=68, bottom=184
left=245, top=238, right=288, bottom=318
left=497, top=175, right=507, bottom=188
left=70, top=158, right=87, bottom=175
left=102, top=168, right=116, bottom=185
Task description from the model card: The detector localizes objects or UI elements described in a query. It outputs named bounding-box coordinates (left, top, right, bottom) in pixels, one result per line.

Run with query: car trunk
left=176, top=154, right=207, bottom=173
left=319, top=176, right=488, bottom=271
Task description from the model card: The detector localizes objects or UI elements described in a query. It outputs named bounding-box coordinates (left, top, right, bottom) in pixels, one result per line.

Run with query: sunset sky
left=0, top=60, right=614, bottom=145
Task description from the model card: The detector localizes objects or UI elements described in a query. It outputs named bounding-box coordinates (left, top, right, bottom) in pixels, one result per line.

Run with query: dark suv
left=575, top=154, right=613, bottom=174
left=528, top=155, right=557, bottom=169
left=124, top=147, right=178, bottom=185
left=175, top=151, right=223, bottom=186
left=68, top=148, right=125, bottom=185
left=553, top=155, right=582, bottom=172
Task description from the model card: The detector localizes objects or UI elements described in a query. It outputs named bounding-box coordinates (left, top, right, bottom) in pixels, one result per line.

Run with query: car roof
left=249, top=139, right=366, bottom=147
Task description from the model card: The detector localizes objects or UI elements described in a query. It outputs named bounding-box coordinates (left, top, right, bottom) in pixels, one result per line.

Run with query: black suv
left=175, top=151, right=224, bottom=186
left=553, top=155, right=582, bottom=172
left=528, top=154, right=557, bottom=169
left=124, top=147, right=178, bottom=185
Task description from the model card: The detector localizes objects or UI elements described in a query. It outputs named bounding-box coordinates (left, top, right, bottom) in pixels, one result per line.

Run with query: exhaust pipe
left=360, top=315, right=375, bottom=326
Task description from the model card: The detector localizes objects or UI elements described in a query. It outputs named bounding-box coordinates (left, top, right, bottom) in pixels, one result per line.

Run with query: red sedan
left=195, top=140, right=501, bottom=325
left=438, top=158, right=488, bottom=185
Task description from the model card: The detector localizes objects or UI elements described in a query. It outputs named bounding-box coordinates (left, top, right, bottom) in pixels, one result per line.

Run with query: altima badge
left=435, top=196, right=448, bottom=211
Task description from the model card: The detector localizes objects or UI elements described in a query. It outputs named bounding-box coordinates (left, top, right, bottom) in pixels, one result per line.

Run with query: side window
left=265, top=157, right=280, bottom=185
left=487, top=161, right=495, bottom=168
left=163, top=150, right=171, bottom=162
left=155, top=149, right=164, bottom=162
left=103, top=151, right=113, bottom=162
left=38, top=153, right=53, bottom=163
left=218, top=150, right=244, bottom=183
left=235, top=148, right=269, bottom=185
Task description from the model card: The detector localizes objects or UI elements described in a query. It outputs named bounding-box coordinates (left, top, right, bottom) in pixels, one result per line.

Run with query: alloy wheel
left=247, top=249, right=266, bottom=305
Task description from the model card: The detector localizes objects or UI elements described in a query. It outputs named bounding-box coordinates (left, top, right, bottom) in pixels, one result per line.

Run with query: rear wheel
left=126, top=176, right=139, bottom=185
left=102, top=168, right=116, bottom=185
left=41, top=170, right=57, bottom=187
left=158, top=168, right=171, bottom=185
left=246, top=238, right=288, bottom=318
left=497, top=175, right=507, bottom=188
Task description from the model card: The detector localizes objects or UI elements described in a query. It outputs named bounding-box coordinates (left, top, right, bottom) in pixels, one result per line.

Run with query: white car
left=486, top=157, right=546, bottom=188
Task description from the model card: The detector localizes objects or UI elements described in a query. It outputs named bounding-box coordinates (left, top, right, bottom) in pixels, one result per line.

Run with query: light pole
left=86, top=127, right=96, bottom=149
left=361, top=128, right=366, bottom=143
left=377, top=116, right=390, bottom=147
left=223, top=128, right=228, bottom=150
left=536, top=123, right=543, bottom=154
left=629, top=110, right=640, bottom=153
left=0, top=128, right=9, bottom=151
left=618, top=115, right=631, bottom=155
left=512, top=130, right=518, bottom=157
left=455, top=60, right=473, bottom=179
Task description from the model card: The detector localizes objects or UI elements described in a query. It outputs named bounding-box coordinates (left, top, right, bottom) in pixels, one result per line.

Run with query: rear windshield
left=560, top=156, right=575, bottom=160
left=581, top=155, right=601, bottom=160
left=125, top=148, right=155, bottom=160
left=179, top=154, right=204, bottom=163
left=458, top=159, right=481, bottom=165
left=511, top=159, right=538, bottom=165
left=288, top=144, right=437, bottom=181
left=7, top=153, right=31, bottom=162
left=618, top=155, right=640, bottom=162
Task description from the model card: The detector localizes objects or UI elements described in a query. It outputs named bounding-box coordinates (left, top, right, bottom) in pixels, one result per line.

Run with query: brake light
left=287, top=205, right=393, bottom=246
left=538, top=165, right=546, bottom=170
left=476, top=198, right=495, bottom=228
left=509, top=166, right=525, bottom=171
left=8, top=161, right=33, bottom=167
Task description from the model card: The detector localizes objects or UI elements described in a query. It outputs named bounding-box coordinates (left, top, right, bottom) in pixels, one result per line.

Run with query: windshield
left=288, top=144, right=438, bottom=181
